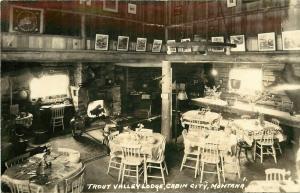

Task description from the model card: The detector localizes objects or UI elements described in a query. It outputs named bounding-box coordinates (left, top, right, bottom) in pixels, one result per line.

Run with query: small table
left=2, top=148, right=82, bottom=193
left=181, top=110, right=221, bottom=128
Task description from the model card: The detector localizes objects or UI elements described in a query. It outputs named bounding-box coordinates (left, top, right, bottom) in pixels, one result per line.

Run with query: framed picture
left=211, top=36, right=225, bottom=52
left=136, top=38, right=147, bottom=52
left=128, top=3, right=136, bottom=14
left=9, top=5, right=44, bottom=33
left=167, top=40, right=176, bottom=54
left=103, top=0, right=118, bottom=13
left=282, top=30, right=300, bottom=50
left=181, top=38, right=192, bottom=52
left=95, top=34, right=109, bottom=50
left=152, top=39, right=162, bottom=52
left=227, top=0, right=237, bottom=8
left=117, top=36, right=129, bottom=51
left=230, top=35, right=246, bottom=51
left=258, top=32, right=276, bottom=51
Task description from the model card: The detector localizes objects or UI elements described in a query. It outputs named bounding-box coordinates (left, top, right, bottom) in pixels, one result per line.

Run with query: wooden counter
left=191, top=97, right=300, bottom=129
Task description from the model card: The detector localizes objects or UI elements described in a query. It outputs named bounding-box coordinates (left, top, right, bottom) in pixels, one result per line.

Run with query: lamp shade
left=177, top=90, right=188, bottom=100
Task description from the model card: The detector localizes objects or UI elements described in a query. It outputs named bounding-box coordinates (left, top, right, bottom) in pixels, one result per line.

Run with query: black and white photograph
left=230, top=35, right=246, bottom=51
left=258, top=32, right=276, bottom=51
left=211, top=36, right=225, bottom=52
left=152, top=39, right=162, bottom=52
left=95, top=34, right=109, bottom=51
left=136, top=37, right=147, bottom=52
left=103, top=0, right=118, bottom=13
left=282, top=30, right=300, bottom=50
left=1, top=1, right=300, bottom=193
left=117, top=36, right=129, bottom=51
left=128, top=3, right=137, bottom=14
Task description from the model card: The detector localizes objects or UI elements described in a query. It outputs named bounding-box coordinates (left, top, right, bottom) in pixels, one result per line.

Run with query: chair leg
left=260, top=145, right=263, bottom=163
left=136, top=165, right=139, bottom=185
left=221, top=157, right=225, bottom=183
left=200, top=162, right=204, bottom=183
left=216, top=163, right=221, bottom=185
left=160, top=163, right=166, bottom=185
left=164, top=160, right=168, bottom=175
left=180, top=154, right=186, bottom=171
left=236, top=161, right=241, bottom=179
left=107, top=157, right=112, bottom=174
left=272, top=145, right=277, bottom=164
left=277, top=142, right=282, bottom=154
left=121, top=164, right=125, bottom=185
left=118, top=163, right=123, bottom=182
left=253, top=143, right=256, bottom=161
left=194, top=155, right=200, bottom=178
left=62, top=119, right=65, bottom=130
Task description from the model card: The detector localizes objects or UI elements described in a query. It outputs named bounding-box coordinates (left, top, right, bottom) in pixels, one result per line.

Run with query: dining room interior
left=1, top=0, right=300, bottom=192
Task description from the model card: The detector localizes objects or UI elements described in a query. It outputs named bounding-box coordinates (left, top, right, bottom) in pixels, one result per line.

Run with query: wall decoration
left=136, top=38, right=147, bottom=52
left=152, top=39, right=162, bottom=52
left=103, top=0, right=118, bottom=13
left=282, top=30, right=300, bottom=50
left=258, top=32, right=276, bottom=51
left=9, top=5, right=44, bottom=33
left=180, top=38, right=192, bottom=52
left=167, top=40, right=176, bottom=54
left=211, top=36, right=225, bottom=52
left=95, top=34, right=109, bottom=50
left=117, top=36, right=129, bottom=51
left=128, top=3, right=136, bottom=14
left=230, top=35, right=246, bottom=51
left=227, top=0, right=237, bottom=8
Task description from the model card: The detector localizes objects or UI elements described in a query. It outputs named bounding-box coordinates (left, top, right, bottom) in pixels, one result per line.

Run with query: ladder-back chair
left=254, top=127, right=277, bottom=163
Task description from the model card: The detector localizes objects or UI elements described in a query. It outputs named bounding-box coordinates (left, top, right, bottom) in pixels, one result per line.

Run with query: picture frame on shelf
left=180, top=38, right=192, bottom=52
left=258, top=32, right=276, bottom=51
left=211, top=36, right=225, bottom=52
left=152, top=39, right=162, bottom=52
left=95, top=34, right=109, bottom=50
left=136, top=38, right=147, bottom=52
left=230, top=35, right=246, bottom=51
left=9, top=5, right=44, bottom=33
left=167, top=40, right=176, bottom=54
left=227, top=0, right=237, bottom=8
left=282, top=30, right=300, bottom=50
left=103, top=0, right=118, bottom=13
left=117, top=36, right=129, bottom=51
left=128, top=3, right=137, bottom=14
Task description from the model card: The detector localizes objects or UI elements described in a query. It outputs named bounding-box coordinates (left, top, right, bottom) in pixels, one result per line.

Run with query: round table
left=2, top=148, right=82, bottom=193
left=181, top=110, right=221, bottom=128
left=233, top=119, right=286, bottom=146
left=185, top=130, right=238, bottom=153
left=109, top=132, right=164, bottom=159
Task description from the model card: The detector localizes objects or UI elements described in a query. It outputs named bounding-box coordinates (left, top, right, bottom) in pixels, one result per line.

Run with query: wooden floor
left=47, top=131, right=299, bottom=193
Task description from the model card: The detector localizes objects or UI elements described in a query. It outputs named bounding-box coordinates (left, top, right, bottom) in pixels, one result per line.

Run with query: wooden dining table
left=2, top=148, right=82, bottom=193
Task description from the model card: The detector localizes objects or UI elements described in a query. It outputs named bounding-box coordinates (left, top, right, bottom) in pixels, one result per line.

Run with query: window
left=30, top=74, right=69, bottom=100
left=229, top=68, right=262, bottom=95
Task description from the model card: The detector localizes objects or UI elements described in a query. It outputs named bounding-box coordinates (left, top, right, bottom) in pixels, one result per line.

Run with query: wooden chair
left=107, top=131, right=122, bottom=180
left=51, top=105, right=65, bottom=133
left=2, top=176, right=43, bottom=193
left=5, top=152, right=30, bottom=168
left=145, top=136, right=168, bottom=184
left=271, top=118, right=283, bottom=154
left=265, top=168, right=291, bottom=181
left=65, top=165, right=85, bottom=193
left=199, top=143, right=222, bottom=185
left=120, top=144, right=144, bottom=185
left=180, top=129, right=201, bottom=178
left=253, top=127, right=277, bottom=163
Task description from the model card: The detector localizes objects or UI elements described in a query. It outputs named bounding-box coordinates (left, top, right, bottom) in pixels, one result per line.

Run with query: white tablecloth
left=181, top=110, right=221, bottom=127
left=109, top=132, right=164, bottom=159
left=233, top=119, right=286, bottom=145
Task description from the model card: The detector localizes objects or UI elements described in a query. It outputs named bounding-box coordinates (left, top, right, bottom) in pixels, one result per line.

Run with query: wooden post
left=161, top=60, right=172, bottom=142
